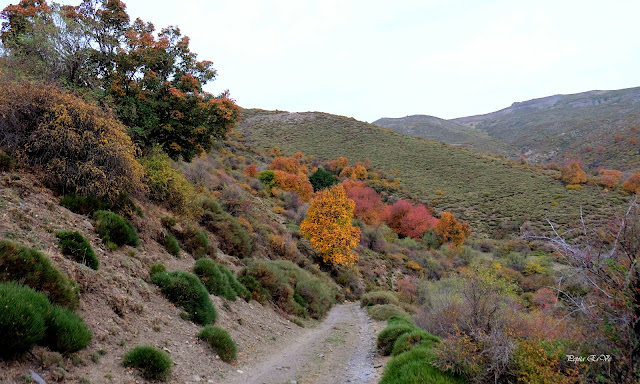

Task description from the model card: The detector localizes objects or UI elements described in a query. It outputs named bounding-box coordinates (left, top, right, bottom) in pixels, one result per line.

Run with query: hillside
left=378, top=87, right=640, bottom=172
left=241, top=109, right=629, bottom=236
left=373, top=115, right=514, bottom=155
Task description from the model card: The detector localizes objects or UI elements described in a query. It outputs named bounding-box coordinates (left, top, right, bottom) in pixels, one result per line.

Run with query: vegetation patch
left=163, top=232, right=181, bottom=257
left=56, top=231, right=99, bottom=270
left=43, top=306, right=92, bottom=354
left=0, top=282, right=49, bottom=357
left=197, top=326, right=237, bottom=363
left=122, top=346, right=172, bottom=382
left=380, top=346, right=465, bottom=384
left=360, top=291, right=400, bottom=308
left=150, top=269, right=217, bottom=325
left=0, top=240, right=79, bottom=308
left=391, top=329, right=440, bottom=356
left=93, top=210, right=139, bottom=248
left=199, top=198, right=253, bottom=258
left=193, top=259, right=249, bottom=301
left=367, top=304, right=408, bottom=321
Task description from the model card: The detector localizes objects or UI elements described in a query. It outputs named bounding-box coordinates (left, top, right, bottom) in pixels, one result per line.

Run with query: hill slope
left=373, top=115, right=514, bottom=155
left=241, top=109, right=629, bottom=236
left=380, top=87, right=640, bottom=172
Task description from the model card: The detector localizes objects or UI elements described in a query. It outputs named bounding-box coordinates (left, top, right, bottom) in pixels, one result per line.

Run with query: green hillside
left=241, top=109, right=629, bottom=236
left=373, top=115, right=514, bottom=155
left=453, top=87, right=640, bottom=171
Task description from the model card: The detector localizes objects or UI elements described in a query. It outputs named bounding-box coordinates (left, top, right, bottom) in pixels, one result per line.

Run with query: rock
left=237, top=369, right=244, bottom=374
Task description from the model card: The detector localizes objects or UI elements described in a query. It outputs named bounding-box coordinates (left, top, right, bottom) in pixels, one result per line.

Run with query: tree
left=435, top=212, right=470, bottom=246
left=560, top=162, right=587, bottom=184
left=343, top=181, right=384, bottom=226
left=598, top=169, right=623, bottom=189
left=273, top=170, right=313, bottom=201
left=300, top=185, right=361, bottom=266
left=309, top=168, right=337, bottom=191
left=1, top=0, right=240, bottom=161
left=401, top=205, right=438, bottom=239
left=622, top=172, right=640, bottom=194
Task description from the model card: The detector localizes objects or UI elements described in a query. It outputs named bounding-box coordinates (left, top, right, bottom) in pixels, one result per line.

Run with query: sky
left=66, top=0, right=640, bottom=122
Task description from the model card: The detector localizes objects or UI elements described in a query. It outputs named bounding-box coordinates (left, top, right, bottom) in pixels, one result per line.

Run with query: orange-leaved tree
left=300, top=185, right=361, bottom=266
left=560, top=162, right=587, bottom=184
left=622, top=172, right=640, bottom=194
left=598, top=169, right=623, bottom=189
left=435, top=211, right=471, bottom=246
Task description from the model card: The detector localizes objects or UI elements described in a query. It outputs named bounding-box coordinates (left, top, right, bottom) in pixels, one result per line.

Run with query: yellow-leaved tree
left=300, top=185, right=361, bottom=266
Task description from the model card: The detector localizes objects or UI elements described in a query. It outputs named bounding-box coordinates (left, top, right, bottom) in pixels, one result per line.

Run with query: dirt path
left=223, top=302, right=383, bottom=384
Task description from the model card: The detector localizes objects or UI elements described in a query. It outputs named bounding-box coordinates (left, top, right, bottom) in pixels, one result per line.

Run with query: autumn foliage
left=0, top=81, right=143, bottom=200
left=272, top=170, right=313, bottom=201
left=300, top=185, right=361, bottom=266
left=435, top=211, right=470, bottom=246
left=598, top=169, right=623, bottom=188
left=621, top=172, right=640, bottom=194
left=342, top=180, right=384, bottom=225
left=383, top=200, right=438, bottom=239
left=560, top=162, right=587, bottom=184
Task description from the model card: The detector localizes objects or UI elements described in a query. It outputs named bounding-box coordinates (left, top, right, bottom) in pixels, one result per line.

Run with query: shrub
left=122, top=346, right=172, bottom=382
left=93, top=210, right=139, bottom=247
left=59, top=194, right=113, bottom=215
left=201, top=210, right=253, bottom=258
left=0, top=149, right=15, bottom=171
left=151, top=270, right=217, bottom=325
left=295, top=278, right=333, bottom=319
left=141, top=149, right=194, bottom=213
left=309, top=168, right=338, bottom=191
left=182, top=227, right=211, bottom=259
left=377, top=322, right=417, bottom=356
left=0, top=282, right=49, bottom=357
left=150, top=264, right=167, bottom=276
left=56, top=231, right=99, bottom=270
left=257, top=169, right=276, bottom=189
left=360, top=291, right=400, bottom=308
left=238, top=275, right=270, bottom=304
left=193, top=259, right=234, bottom=299
left=44, top=306, right=92, bottom=354
left=391, top=329, right=440, bottom=356
left=197, top=326, right=237, bottom=363
left=367, top=304, right=408, bottom=321
left=0, top=240, right=79, bottom=308
left=163, top=233, right=181, bottom=257
left=219, top=265, right=251, bottom=301
left=0, top=81, right=144, bottom=200
left=380, top=346, right=464, bottom=384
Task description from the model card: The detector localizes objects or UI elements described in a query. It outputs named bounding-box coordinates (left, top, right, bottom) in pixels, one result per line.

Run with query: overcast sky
left=110, top=1, right=639, bottom=122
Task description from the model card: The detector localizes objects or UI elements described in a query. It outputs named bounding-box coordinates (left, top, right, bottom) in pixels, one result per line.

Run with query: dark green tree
left=309, top=168, right=338, bottom=191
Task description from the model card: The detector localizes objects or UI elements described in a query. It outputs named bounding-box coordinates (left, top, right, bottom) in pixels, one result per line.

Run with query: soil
left=0, top=172, right=389, bottom=384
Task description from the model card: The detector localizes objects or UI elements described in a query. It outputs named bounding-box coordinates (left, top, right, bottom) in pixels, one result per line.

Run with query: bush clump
left=182, top=227, right=212, bottom=259
left=56, top=231, right=99, bottom=270
left=380, top=346, right=464, bottom=384
left=197, top=326, right=237, bottom=363
left=0, top=282, right=50, bottom=357
left=360, top=291, right=400, bottom=308
left=0, top=150, right=15, bottom=171
left=141, top=149, right=194, bottom=213
left=377, top=321, right=417, bottom=356
left=0, top=81, right=144, bottom=200
left=193, top=259, right=249, bottom=301
left=44, top=305, right=92, bottom=353
left=238, top=275, right=270, bottom=304
left=200, top=206, right=253, bottom=258
left=0, top=240, right=79, bottom=308
left=122, top=345, right=172, bottom=382
left=163, top=232, right=181, bottom=257
left=150, top=269, right=217, bottom=325
left=367, top=304, right=409, bottom=321
left=391, top=329, right=440, bottom=356
left=93, top=210, right=139, bottom=247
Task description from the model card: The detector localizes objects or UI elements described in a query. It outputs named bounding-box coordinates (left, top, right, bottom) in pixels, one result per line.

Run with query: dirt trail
left=223, top=302, right=383, bottom=384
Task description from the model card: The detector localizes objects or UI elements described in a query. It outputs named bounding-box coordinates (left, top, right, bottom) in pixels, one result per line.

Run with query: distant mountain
left=376, top=87, right=640, bottom=172
left=373, top=115, right=514, bottom=155
left=241, top=108, right=628, bottom=236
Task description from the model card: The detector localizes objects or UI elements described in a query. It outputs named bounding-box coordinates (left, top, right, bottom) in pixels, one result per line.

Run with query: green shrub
left=193, top=259, right=234, bottom=299
left=377, top=322, right=417, bottom=356
left=93, top=210, right=139, bottom=247
left=150, top=264, right=166, bottom=276
left=0, top=240, right=79, bottom=308
left=309, top=168, right=337, bottom=191
left=295, top=278, right=333, bottom=319
left=122, top=346, right=172, bottom=382
left=151, top=270, right=217, bottom=325
left=367, top=304, right=408, bottom=321
left=0, top=150, right=15, bottom=171
left=380, top=346, right=464, bottom=384
left=219, top=264, right=250, bottom=301
left=60, top=194, right=113, bottom=215
left=238, top=275, right=270, bottom=304
left=183, top=227, right=211, bottom=259
left=0, top=282, right=50, bottom=357
left=197, top=326, right=237, bottom=363
left=201, top=210, right=253, bottom=258
left=360, top=291, right=400, bottom=308
left=163, top=233, right=181, bottom=257
left=141, top=150, right=194, bottom=213
left=391, top=329, right=440, bottom=356
left=56, top=231, right=99, bottom=270
left=44, top=306, right=92, bottom=353
left=257, top=169, right=276, bottom=189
